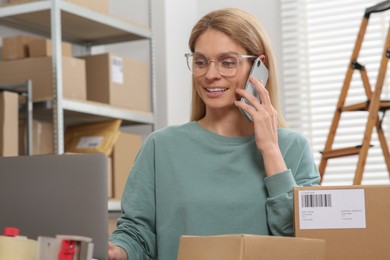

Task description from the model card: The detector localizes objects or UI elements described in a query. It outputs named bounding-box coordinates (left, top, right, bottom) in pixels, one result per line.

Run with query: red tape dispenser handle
left=3, top=227, right=20, bottom=237
left=58, top=239, right=79, bottom=260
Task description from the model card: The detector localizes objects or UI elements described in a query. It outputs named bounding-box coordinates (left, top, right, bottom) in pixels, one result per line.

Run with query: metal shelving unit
left=0, top=0, right=155, bottom=155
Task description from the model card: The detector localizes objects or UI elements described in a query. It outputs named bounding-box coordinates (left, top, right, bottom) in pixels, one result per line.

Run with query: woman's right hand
left=108, top=241, right=128, bottom=260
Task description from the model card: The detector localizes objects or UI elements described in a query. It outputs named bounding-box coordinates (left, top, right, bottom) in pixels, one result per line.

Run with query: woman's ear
left=259, top=54, right=266, bottom=63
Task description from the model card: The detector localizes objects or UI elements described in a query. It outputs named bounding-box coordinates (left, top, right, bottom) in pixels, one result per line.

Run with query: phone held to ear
left=239, top=58, right=269, bottom=122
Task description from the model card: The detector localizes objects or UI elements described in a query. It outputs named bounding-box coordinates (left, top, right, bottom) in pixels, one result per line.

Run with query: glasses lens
left=187, top=54, right=208, bottom=76
left=217, top=54, right=240, bottom=77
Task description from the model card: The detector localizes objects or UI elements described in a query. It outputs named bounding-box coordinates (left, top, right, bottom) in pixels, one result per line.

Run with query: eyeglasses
left=184, top=52, right=257, bottom=77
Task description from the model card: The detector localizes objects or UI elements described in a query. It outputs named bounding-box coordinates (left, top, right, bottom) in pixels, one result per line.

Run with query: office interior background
left=1, top=0, right=390, bottom=187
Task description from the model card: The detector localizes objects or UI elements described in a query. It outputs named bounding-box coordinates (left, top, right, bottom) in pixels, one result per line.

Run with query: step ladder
left=319, top=0, right=390, bottom=185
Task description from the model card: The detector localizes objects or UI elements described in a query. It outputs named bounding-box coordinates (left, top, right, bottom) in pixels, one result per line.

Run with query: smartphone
left=239, top=58, right=269, bottom=122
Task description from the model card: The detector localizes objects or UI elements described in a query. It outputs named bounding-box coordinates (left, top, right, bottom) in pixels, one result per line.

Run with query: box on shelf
left=0, top=91, right=18, bottom=156
left=19, top=119, right=53, bottom=155
left=82, top=53, right=150, bottom=112
left=107, top=157, right=112, bottom=198
left=111, top=131, right=142, bottom=200
left=177, top=234, right=326, bottom=260
left=2, top=34, right=40, bottom=61
left=0, top=56, right=86, bottom=101
left=294, top=185, right=390, bottom=260
left=28, top=39, right=72, bottom=57
left=65, top=0, right=108, bottom=15
left=64, top=119, right=122, bottom=156
left=7, top=0, right=108, bottom=14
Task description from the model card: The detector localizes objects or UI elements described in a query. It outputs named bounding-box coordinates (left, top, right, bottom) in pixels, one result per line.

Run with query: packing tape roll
left=0, top=235, right=37, bottom=260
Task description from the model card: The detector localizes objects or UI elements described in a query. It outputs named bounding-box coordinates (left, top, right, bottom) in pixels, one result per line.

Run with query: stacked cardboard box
left=111, top=132, right=142, bottom=200
left=0, top=35, right=86, bottom=101
left=7, top=0, right=109, bottom=14
left=19, top=119, right=53, bottom=155
left=2, top=35, right=40, bottom=61
left=294, top=185, right=390, bottom=260
left=82, top=53, right=150, bottom=112
left=0, top=91, right=18, bottom=156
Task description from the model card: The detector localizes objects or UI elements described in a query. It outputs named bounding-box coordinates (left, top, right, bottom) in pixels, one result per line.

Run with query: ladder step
left=342, top=100, right=390, bottom=112
left=321, top=145, right=371, bottom=159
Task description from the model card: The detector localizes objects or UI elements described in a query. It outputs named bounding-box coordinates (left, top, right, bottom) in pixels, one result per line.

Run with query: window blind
left=280, top=0, right=390, bottom=185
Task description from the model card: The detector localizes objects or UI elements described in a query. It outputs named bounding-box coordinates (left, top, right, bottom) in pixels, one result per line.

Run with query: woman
left=109, top=8, right=320, bottom=260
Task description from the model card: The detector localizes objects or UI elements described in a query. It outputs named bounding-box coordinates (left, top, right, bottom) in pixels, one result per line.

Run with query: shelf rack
left=0, top=0, right=155, bottom=154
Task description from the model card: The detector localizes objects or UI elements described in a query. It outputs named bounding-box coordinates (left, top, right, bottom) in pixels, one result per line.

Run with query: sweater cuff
left=264, top=169, right=296, bottom=197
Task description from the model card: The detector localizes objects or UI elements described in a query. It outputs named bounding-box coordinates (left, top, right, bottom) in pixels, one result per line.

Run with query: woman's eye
left=221, top=57, right=237, bottom=68
left=194, top=59, right=208, bottom=67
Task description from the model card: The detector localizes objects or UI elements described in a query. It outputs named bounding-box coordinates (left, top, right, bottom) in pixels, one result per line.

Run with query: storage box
left=66, top=0, right=108, bottom=14
left=111, top=131, right=142, bottom=200
left=82, top=53, right=150, bottom=112
left=19, top=119, right=53, bottom=155
left=28, top=39, right=72, bottom=57
left=2, top=34, right=40, bottom=61
left=177, top=234, right=326, bottom=260
left=0, top=56, right=86, bottom=101
left=65, top=120, right=122, bottom=156
left=0, top=91, right=18, bottom=156
left=294, top=185, right=390, bottom=260
left=7, top=0, right=108, bottom=14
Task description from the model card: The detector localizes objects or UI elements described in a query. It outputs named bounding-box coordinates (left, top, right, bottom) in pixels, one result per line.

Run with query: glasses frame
left=184, top=52, right=257, bottom=77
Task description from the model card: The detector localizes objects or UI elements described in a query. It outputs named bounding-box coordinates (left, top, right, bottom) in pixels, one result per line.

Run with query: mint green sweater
left=109, top=122, right=320, bottom=260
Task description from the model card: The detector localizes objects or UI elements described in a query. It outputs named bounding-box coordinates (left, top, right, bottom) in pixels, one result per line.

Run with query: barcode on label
left=301, top=194, right=332, bottom=208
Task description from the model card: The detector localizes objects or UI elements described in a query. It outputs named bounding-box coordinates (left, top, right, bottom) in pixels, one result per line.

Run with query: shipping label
left=111, top=56, right=124, bottom=84
left=298, top=189, right=366, bottom=229
left=76, top=136, right=104, bottom=149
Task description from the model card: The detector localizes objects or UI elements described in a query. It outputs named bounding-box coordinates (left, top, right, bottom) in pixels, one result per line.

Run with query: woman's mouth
left=205, top=87, right=228, bottom=93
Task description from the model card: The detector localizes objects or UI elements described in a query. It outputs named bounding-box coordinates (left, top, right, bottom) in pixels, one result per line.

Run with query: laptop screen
left=0, top=153, right=109, bottom=260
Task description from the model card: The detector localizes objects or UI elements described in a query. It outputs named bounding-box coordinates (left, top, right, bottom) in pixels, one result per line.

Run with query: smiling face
left=193, top=29, right=253, bottom=115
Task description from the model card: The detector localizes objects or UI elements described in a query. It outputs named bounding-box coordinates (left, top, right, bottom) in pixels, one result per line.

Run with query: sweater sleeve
left=264, top=134, right=320, bottom=236
left=109, top=137, right=157, bottom=260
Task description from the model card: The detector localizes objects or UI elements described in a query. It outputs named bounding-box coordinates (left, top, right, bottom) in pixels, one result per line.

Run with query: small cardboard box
left=28, top=39, right=72, bottom=57
left=82, top=53, right=150, bottom=112
left=8, top=0, right=108, bottom=14
left=0, top=91, right=18, bottom=156
left=2, top=34, right=40, bottom=61
left=177, top=234, right=326, bottom=260
left=111, top=131, right=142, bottom=200
left=19, top=119, right=53, bottom=155
left=65, top=120, right=122, bottom=156
left=294, top=185, right=390, bottom=260
left=0, top=56, right=86, bottom=101
left=66, top=0, right=108, bottom=14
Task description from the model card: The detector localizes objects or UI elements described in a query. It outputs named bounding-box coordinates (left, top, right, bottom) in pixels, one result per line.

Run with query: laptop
left=0, top=153, right=109, bottom=260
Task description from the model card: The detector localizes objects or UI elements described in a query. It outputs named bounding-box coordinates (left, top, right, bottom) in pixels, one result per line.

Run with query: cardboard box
left=82, top=53, right=150, bottom=112
left=65, top=120, right=121, bottom=156
left=177, top=234, right=326, bottom=260
left=102, top=156, right=112, bottom=199
left=0, top=91, right=18, bottom=156
left=19, top=119, right=53, bottom=155
left=0, top=56, right=86, bottom=101
left=294, top=185, right=390, bottom=260
left=111, top=131, right=142, bottom=200
left=66, top=0, right=108, bottom=14
left=2, top=34, right=40, bottom=61
left=8, top=0, right=108, bottom=14
left=28, top=39, right=72, bottom=57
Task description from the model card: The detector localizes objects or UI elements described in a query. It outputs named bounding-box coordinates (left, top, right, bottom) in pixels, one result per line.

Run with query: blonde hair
left=188, top=8, right=286, bottom=127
